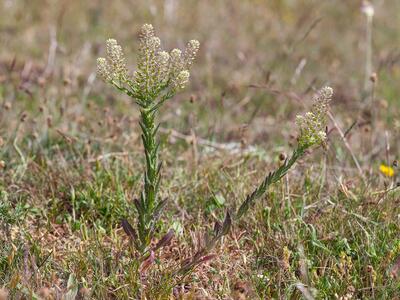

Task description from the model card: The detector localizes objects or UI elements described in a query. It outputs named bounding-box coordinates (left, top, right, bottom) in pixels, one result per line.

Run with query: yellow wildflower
left=379, top=164, right=394, bottom=177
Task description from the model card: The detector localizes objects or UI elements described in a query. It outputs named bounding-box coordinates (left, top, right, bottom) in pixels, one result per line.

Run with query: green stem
left=236, top=145, right=305, bottom=219
left=178, top=145, right=307, bottom=275
left=136, top=107, right=162, bottom=252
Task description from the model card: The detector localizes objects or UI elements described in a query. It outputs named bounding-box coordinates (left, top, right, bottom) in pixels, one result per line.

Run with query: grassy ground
left=1, top=0, right=400, bottom=299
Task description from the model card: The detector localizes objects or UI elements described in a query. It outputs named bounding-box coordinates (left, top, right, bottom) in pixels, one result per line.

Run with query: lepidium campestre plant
left=97, top=24, right=199, bottom=254
left=177, top=87, right=333, bottom=275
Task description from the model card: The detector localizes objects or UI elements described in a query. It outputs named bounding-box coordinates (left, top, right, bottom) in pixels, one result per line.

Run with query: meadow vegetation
left=1, top=1, right=400, bottom=299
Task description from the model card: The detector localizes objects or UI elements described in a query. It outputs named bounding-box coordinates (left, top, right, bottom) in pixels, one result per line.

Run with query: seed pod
left=20, top=112, right=28, bottom=122
left=369, top=72, right=377, bottom=83
left=279, top=152, right=287, bottom=161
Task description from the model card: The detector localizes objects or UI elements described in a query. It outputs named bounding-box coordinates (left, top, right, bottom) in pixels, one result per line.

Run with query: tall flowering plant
left=97, top=24, right=199, bottom=253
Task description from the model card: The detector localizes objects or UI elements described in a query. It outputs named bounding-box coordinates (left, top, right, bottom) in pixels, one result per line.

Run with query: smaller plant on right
left=236, top=86, right=332, bottom=218
left=177, top=86, right=333, bottom=275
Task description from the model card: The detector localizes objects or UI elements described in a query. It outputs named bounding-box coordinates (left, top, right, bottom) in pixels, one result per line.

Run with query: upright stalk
left=236, top=146, right=305, bottom=219
left=97, top=24, right=200, bottom=254
left=137, top=108, right=161, bottom=251
left=361, top=2, right=374, bottom=95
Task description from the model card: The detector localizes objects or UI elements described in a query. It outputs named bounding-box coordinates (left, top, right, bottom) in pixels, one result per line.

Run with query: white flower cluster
left=97, top=24, right=200, bottom=105
left=296, top=86, right=333, bottom=148
left=134, top=24, right=199, bottom=94
left=97, top=39, right=128, bottom=83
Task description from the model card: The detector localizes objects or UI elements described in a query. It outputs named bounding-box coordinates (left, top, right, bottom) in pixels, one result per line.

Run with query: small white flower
left=173, top=70, right=190, bottom=90
left=155, top=51, right=170, bottom=83
left=150, top=37, right=161, bottom=49
left=158, top=51, right=170, bottom=64
left=170, top=48, right=184, bottom=78
left=184, top=40, right=200, bottom=67
left=140, top=24, right=155, bottom=39
left=104, top=39, right=128, bottom=81
left=170, top=49, right=183, bottom=66
left=317, top=131, right=327, bottom=143
left=97, top=57, right=111, bottom=82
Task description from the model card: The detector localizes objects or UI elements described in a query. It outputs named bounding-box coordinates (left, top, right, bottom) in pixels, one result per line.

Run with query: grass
left=1, top=0, right=400, bottom=299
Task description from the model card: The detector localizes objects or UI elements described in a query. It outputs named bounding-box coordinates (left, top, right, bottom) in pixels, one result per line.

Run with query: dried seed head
left=20, top=112, right=28, bottom=122
left=279, top=152, right=287, bottom=161
left=47, top=116, right=53, bottom=128
left=296, top=86, right=332, bottom=148
left=369, top=72, right=377, bottom=83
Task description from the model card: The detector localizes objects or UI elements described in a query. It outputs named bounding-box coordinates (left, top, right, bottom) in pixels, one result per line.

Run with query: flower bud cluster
left=97, top=39, right=128, bottom=83
left=296, top=86, right=333, bottom=148
left=97, top=24, right=200, bottom=105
